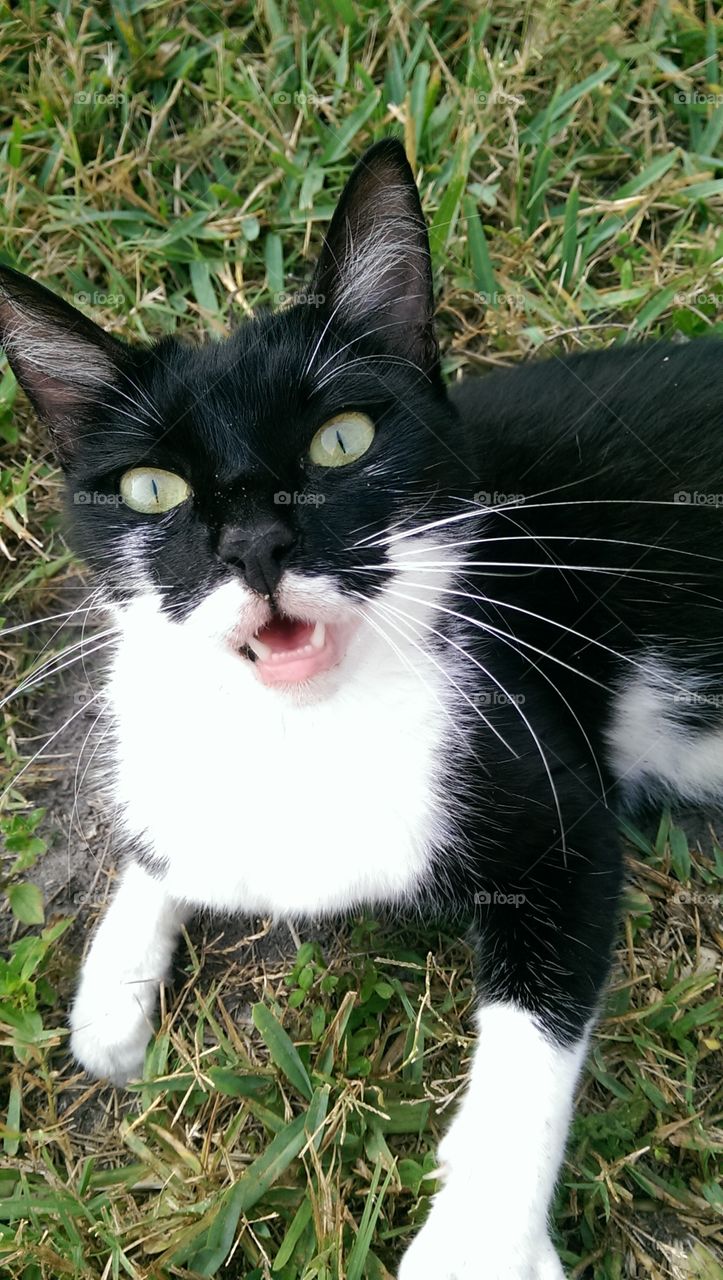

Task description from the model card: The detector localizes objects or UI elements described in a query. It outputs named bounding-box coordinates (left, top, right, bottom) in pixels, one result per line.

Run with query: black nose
left=217, top=518, right=296, bottom=596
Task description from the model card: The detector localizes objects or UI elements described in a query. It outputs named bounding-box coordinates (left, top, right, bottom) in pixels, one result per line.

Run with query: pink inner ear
left=0, top=303, right=121, bottom=454
left=29, top=371, right=97, bottom=407
left=2, top=333, right=116, bottom=441
left=0, top=268, right=124, bottom=441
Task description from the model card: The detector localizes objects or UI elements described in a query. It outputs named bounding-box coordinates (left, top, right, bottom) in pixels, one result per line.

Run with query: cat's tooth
left=310, top=621, right=326, bottom=650
left=247, top=634, right=272, bottom=661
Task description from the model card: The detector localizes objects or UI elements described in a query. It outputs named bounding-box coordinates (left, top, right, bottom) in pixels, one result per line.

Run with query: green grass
left=1, top=1, right=723, bottom=1277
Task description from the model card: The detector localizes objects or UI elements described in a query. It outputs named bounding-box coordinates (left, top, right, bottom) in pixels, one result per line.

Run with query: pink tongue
left=256, top=617, right=314, bottom=654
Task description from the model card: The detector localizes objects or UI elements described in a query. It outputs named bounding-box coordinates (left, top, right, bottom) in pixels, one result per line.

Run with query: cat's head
left=0, top=140, right=468, bottom=691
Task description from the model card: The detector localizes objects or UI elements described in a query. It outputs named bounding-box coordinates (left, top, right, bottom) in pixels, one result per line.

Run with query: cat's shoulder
left=447, top=336, right=723, bottom=427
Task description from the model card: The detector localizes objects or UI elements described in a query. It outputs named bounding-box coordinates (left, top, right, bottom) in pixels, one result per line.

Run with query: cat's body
left=109, top=340, right=723, bottom=908
left=2, top=140, right=722, bottom=1280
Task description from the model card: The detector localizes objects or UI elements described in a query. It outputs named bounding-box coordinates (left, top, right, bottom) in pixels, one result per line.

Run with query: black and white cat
left=2, top=139, right=722, bottom=1279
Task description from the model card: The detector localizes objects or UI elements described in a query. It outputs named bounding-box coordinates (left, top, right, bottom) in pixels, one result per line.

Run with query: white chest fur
left=107, top=591, right=455, bottom=917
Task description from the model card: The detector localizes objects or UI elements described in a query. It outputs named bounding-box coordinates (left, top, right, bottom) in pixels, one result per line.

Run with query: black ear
left=0, top=266, right=129, bottom=461
left=311, top=139, right=439, bottom=377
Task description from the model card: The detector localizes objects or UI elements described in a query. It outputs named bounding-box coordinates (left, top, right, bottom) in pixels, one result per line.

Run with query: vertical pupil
left=151, top=477, right=159, bottom=502
left=336, top=429, right=347, bottom=454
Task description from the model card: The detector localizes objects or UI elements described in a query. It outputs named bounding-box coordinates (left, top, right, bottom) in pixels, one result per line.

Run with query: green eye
left=120, top=467, right=192, bottom=514
left=308, top=412, right=375, bottom=468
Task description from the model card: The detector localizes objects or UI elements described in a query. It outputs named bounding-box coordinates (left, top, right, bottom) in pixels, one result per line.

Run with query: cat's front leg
left=398, top=1003, right=586, bottom=1280
left=70, top=859, right=188, bottom=1084
left=399, top=797, right=622, bottom=1280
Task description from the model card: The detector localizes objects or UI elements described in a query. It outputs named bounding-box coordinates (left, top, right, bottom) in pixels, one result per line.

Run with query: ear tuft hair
left=0, top=266, right=128, bottom=459
left=311, top=139, right=439, bottom=377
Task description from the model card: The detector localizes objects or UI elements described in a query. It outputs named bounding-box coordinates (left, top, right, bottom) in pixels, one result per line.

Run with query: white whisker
left=1, top=691, right=104, bottom=808
left=388, top=583, right=607, bottom=798
left=375, top=595, right=568, bottom=857
left=364, top=599, right=518, bottom=760
left=0, top=631, right=118, bottom=710
left=380, top=584, right=611, bottom=691
left=357, top=496, right=712, bottom=552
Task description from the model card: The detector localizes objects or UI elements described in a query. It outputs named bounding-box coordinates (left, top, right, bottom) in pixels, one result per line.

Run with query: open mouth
left=242, top=615, right=343, bottom=686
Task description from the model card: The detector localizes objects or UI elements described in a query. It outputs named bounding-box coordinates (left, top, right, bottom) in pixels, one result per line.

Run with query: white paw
left=398, top=1188, right=565, bottom=1280
left=70, top=979, right=156, bottom=1085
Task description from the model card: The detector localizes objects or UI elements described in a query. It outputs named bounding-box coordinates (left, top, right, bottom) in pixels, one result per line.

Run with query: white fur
left=70, top=560, right=467, bottom=1081
left=332, top=210, right=427, bottom=327
left=2, top=304, right=113, bottom=390
left=104, top=570, right=458, bottom=918
left=70, top=860, right=188, bottom=1083
left=608, top=660, right=723, bottom=801
left=399, top=1004, right=588, bottom=1280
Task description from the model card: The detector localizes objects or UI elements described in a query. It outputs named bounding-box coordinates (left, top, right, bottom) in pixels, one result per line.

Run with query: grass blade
left=252, top=1001, right=313, bottom=1100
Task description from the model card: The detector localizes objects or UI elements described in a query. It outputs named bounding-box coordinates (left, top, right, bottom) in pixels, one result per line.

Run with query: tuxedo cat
left=2, top=138, right=722, bottom=1280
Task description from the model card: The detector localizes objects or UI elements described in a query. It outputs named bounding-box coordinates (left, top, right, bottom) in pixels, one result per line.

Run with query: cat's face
left=0, top=141, right=465, bottom=692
